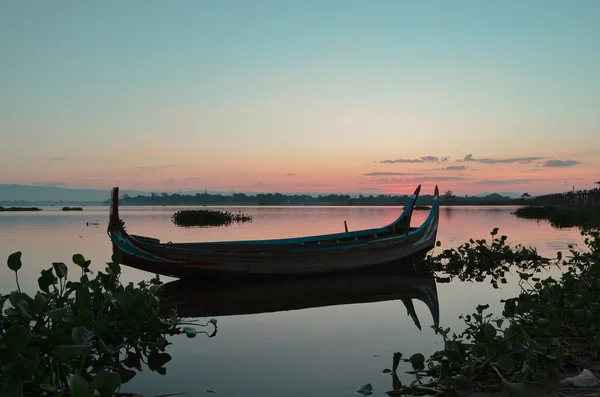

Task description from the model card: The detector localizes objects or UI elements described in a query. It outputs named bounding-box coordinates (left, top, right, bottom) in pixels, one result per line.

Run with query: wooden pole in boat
left=344, top=220, right=348, bottom=233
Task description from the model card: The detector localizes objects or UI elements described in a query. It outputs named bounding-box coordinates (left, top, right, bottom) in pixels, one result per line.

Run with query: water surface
left=0, top=205, right=585, bottom=396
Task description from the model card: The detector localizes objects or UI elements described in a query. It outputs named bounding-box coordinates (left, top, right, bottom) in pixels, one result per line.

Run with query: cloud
left=165, top=178, right=175, bottom=183
left=458, top=154, right=543, bottom=165
left=361, top=176, right=465, bottom=185
left=543, top=159, right=582, bottom=168
left=49, top=157, right=66, bottom=161
left=364, top=172, right=425, bottom=176
left=381, top=156, right=449, bottom=164
left=472, top=179, right=532, bottom=186
left=436, top=165, right=469, bottom=171
left=286, top=173, right=296, bottom=176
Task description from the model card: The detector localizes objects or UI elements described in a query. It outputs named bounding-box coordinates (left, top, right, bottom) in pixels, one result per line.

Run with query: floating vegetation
left=171, top=209, right=253, bottom=227
left=514, top=205, right=600, bottom=228
left=377, top=220, right=600, bottom=396
left=0, top=251, right=217, bottom=396
left=62, top=206, right=83, bottom=211
left=413, top=205, right=431, bottom=211
left=0, top=206, right=42, bottom=212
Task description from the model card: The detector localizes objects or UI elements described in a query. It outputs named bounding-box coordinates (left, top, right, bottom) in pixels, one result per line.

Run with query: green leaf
left=497, top=355, right=514, bottom=372
left=452, top=374, right=468, bottom=389
left=409, top=353, right=425, bottom=371
left=91, top=370, right=122, bottom=397
left=182, top=327, right=197, bottom=338
left=52, top=262, right=68, bottom=279
left=72, top=254, right=87, bottom=267
left=484, top=323, right=497, bottom=339
left=7, top=252, right=22, bottom=272
left=107, top=261, right=121, bottom=276
left=2, top=325, right=32, bottom=353
left=116, top=290, right=136, bottom=310
left=77, top=309, right=94, bottom=330
left=76, top=287, right=90, bottom=311
left=55, top=345, right=87, bottom=361
left=67, top=374, right=90, bottom=397
left=476, top=304, right=490, bottom=314
left=38, top=268, right=56, bottom=293
left=72, top=326, right=91, bottom=345
left=46, top=307, right=69, bottom=320
left=501, top=379, right=527, bottom=396
left=87, top=279, right=101, bottom=292
left=382, top=368, right=392, bottom=374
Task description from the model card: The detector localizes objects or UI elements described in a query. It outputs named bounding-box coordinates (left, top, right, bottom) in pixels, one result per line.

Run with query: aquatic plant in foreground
left=514, top=205, right=600, bottom=229
left=171, top=209, right=253, bottom=227
left=0, top=251, right=217, bottom=396
left=379, top=227, right=600, bottom=396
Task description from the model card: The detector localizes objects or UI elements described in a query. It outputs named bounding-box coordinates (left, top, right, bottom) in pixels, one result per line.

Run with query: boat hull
left=107, top=185, right=440, bottom=278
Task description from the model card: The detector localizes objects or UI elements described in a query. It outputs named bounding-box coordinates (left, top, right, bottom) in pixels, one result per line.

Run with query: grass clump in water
left=171, top=209, right=253, bottom=227
left=0, top=206, right=42, bottom=212
left=62, top=206, right=83, bottom=211
left=413, top=205, right=432, bottom=211
left=514, top=205, right=600, bottom=228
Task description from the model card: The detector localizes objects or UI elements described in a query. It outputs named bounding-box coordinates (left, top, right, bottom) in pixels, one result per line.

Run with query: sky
left=1, top=0, right=599, bottom=196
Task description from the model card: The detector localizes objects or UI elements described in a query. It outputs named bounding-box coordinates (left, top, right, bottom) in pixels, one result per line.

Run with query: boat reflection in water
left=160, top=260, right=440, bottom=331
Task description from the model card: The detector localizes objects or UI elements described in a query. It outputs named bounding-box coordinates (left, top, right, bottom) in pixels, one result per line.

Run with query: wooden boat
left=107, top=185, right=439, bottom=278
left=160, top=265, right=440, bottom=330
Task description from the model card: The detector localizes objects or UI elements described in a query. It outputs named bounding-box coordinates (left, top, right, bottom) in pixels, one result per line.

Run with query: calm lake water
left=0, top=205, right=586, bottom=396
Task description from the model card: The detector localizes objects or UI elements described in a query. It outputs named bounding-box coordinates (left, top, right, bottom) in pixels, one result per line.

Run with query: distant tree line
left=102, top=190, right=522, bottom=206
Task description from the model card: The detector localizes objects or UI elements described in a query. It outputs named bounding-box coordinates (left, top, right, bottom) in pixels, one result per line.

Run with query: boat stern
left=109, top=186, right=120, bottom=225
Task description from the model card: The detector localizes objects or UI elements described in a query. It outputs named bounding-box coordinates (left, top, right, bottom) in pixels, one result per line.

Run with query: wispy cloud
left=364, top=172, right=425, bottom=176
left=361, top=176, right=465, bottom=185
left=543, top=159, right=582, bottom=168
left=49, top=157, right=66, bottom=161
left=437, top=165, right=469, bottom=171
left=286, top=173, right=296, bottom=176
left=458, top=154, right=543, bottom=165
left=472, top=179, right=532, bottom=186
left=381, top=156, right=449, bottom=164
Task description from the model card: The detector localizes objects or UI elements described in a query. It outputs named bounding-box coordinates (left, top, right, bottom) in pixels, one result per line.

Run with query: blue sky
left=1, top=0, right=598, bottom=194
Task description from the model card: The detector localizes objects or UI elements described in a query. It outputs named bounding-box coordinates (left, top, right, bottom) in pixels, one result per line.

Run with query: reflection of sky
left=0, top=206, right=587, bottom=396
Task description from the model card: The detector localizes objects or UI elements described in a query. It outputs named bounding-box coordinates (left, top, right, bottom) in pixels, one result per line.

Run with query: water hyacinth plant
left=171, top=209, right=252, bottom=227
left=0, top=250, right=217, bottom=397
left=380, top=225, right=600, bottom=396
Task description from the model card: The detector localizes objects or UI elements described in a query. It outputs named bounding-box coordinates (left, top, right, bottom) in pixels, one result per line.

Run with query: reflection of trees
left=442, top=206, right=454, bottom=221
